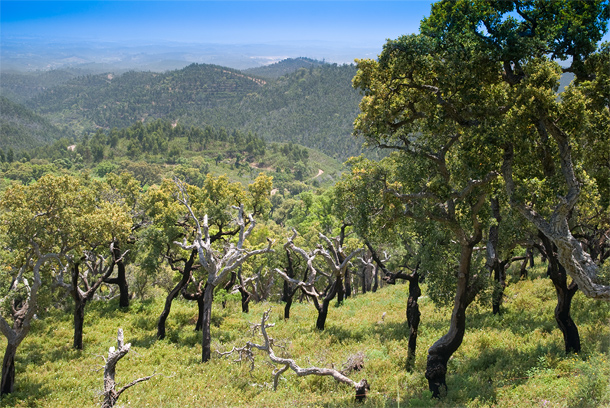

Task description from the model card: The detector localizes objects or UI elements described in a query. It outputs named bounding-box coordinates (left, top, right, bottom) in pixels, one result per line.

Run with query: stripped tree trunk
left=101, top=329, right=154, bottom=408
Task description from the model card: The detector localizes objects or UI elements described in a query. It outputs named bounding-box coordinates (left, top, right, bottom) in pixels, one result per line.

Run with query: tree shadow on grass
left=323, top=324, right=366, bottom=344
left=0, top=376, right=50, bottom=407
left=19, top=342, right=82, bottom=365
left=455, top=341, right=564, bottom=390
left=372, top=321, right=410, bottom=342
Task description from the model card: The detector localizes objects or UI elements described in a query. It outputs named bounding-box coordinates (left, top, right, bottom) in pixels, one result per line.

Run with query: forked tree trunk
left=105, top=262, right=129, bottom=308
left=280, top=249, right=300, bottom=319
left=425, top=244, right=478, bottom=398
left=1, top=343, right=17, bottom=395
left=201, top=283, right=215, bottom=362
left=104, top=244, right=130, bottom=308
left=71, top=256, right=120, bottom=350
left=181, top=280, right=205, bottom=331
left=316, top=280, right=338, bottom=331
left=539, top=232, right=581, bottom=353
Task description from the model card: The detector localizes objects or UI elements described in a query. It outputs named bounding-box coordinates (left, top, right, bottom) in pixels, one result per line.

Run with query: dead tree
left=274, top=229, right=362, bottom=330
left=101, top=328, right=155, bottom=408
left=174, top=180, right=273, bottom=362
left=1, top=246, right=63, bottom=395
left=279, top=246, right=306, bottom=319
left=316, top=233, right=363, bottom=324
left=218, top=309, right=370, bottom=402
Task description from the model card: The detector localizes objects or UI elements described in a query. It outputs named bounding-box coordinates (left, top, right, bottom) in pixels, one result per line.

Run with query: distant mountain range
left=0, top=37, right=380, bottom=72
left=1, top=58, right=369, bottom=161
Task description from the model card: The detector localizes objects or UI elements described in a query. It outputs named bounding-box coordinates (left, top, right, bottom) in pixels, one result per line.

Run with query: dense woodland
left=0, top=1, right=609, bottom=407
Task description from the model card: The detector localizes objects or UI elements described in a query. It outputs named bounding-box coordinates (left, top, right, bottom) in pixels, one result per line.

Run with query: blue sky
left=0, top=1, right=434, bottom=47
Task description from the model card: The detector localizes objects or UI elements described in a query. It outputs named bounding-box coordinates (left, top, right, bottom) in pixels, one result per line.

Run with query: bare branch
left=219, top=310, right=370, bottom=401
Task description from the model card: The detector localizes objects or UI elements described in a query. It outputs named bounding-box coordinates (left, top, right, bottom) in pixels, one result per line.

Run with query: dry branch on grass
left=218, top=309, right=370, bottom=402
left=100, top=328, right=155, bottom=408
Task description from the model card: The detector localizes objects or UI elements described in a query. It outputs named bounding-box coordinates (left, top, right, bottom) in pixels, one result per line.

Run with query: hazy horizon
left=1, top=1, right=435, bottom=71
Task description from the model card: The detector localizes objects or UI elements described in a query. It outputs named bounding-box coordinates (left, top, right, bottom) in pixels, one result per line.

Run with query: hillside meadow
left=1, top=265, right=608, bottom=408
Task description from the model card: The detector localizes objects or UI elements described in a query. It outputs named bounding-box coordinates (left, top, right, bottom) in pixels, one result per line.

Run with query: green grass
left=1, top=270, right=609, bottom=408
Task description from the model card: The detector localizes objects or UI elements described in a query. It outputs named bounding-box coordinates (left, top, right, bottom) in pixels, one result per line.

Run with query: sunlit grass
left=1, top=267, right=608, bottom=407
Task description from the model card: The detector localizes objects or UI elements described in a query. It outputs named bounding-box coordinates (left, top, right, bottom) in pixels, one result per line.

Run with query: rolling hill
left=0, top=96, right=72, bottom=151
left=20, top=61, right=365, bottom=161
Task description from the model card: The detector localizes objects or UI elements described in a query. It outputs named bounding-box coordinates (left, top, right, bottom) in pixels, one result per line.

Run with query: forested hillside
left=243, top=57, right=327, bottom=79
left=25, top=64, right=264, bottom=133
left=0, top=96, right=73, bottom=151
left=0, top=69, right=82, bottom=103
left=14, top=61, right=364, bottom=160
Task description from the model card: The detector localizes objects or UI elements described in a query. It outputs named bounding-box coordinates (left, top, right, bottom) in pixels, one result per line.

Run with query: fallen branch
left=218, top=309, right=370, bottom=402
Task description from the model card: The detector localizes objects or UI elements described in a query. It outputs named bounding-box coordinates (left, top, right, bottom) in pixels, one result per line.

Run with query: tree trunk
left=222, top=272, right=236, bottom=309
left=336, top=275, right=345, bottom=305
left=344, top=268, right=352, bottom=298
left=195, top=292, right=204, bottom=331
left=487, top=196, right=506, bottom=315
left=361, top=268, right=367, bottom=294
left=406, top=272, right=421, bottom=371
left=238, top=287, right=251, bottom=313
left=115, top=258, right=129, bottom=308
left=539, top=232, right=581, bottom=353
left=201, top=283, right=215, bottom=362
left=554, top=278, right=580, bottom=353
left=425, top=244, right=477, bottom=398
left=316, top=280, right=338, bottom=331
left=104, top=244, right=130, bottom=308
left=73, top=297, right=86, bottom=350
left=1, top=342, right=17, bottom=395
left=157, top=273, right=190, bottom=339
left=284, top=295, right=293, bottom=319
left=372, top=265, right=379, bottom=293
left=528, top=247, right=535, bottom=268
left=492, top=262, right=507, bottom=315
left=156, top=251, right=195, bottom=339
left=519, top=256, right=528, bottom=279
left=316, top=299, right=331, bottom=331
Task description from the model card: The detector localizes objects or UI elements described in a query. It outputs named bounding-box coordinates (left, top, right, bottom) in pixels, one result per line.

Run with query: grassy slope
left=1, top=266, right=608, bottom=408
